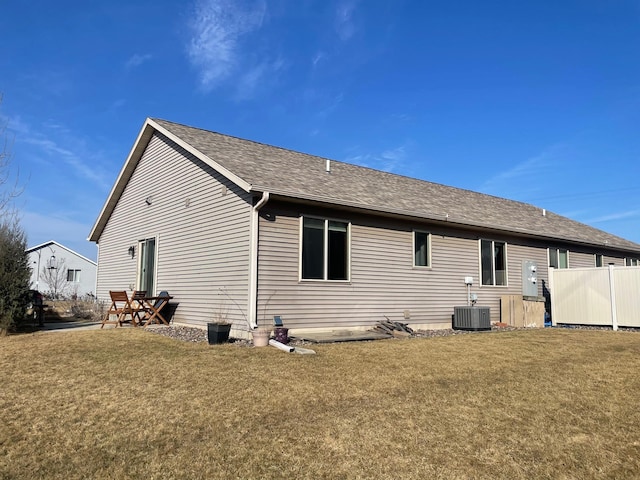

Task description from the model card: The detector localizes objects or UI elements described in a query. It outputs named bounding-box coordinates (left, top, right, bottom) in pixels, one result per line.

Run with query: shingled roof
left=90, top=118, right=640, bottom=253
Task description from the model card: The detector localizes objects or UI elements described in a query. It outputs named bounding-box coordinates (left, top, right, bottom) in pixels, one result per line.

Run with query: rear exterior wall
left=256, top=202, right=560, bottom=331
left=564, top=250, right=624, bottom=268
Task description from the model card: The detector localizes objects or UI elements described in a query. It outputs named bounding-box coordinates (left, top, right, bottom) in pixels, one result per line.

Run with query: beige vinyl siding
left=556, top=249, right=626, bottom=268
left=572, top=251, right=624, bottom=268
left=604, top=255, right=624, bottom=266
left=547, top=247, right=625, bottom=269
left=593, top=253, right=625, bottom=267
left=257, top=203, right=553, bottom=329
left=568, top=250, right=598, bottom=269
left=96, top=133, right=252, bottom=329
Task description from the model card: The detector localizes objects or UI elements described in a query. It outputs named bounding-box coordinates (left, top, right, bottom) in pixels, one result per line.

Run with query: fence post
left=608, top=264, right=618, bottom=331
left=548, top=267, right=556, bottom=326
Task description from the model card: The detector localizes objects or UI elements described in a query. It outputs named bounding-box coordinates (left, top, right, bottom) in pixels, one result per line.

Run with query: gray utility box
left=522, top=260, right=538, bottom=297
left=453, top=306, right=491, bottom=331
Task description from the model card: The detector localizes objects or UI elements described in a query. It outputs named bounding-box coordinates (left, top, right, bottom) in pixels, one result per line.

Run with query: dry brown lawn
left=1, top=328, right=639, bottom=479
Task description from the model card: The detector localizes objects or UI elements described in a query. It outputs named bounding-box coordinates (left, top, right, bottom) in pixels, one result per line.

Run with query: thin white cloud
left=187, top=0, right=267, bottom=90
left=556, top=209, right=589, bottom=220
left=8, top=117, right=110, bottom=187
left=234, top=56, right=285, bottom=100
left=312, top=51, right=326, bottom=68
left=379, top=146, right=406, bottom=172
left=317, top=92, right=344, bottom=119
left=335, top=0, right=359, bottom=41
left=346, top=145, right=407, bottom=173
left=3, top=114, right=29, bottom=136
left=22, top=136, right=106, bottom=186
left=125, top=53, right=153, bottom=69
left=479, top=144, right=565, bottom=196
left=110, top=99, right=126, bottom=111
left=585, top=209, right=640, bottom=224
left=390, top=113, right=411, bottom=122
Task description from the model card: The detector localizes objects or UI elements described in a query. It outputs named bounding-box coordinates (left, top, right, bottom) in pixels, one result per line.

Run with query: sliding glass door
left=137, top=237, right=156, bottom=295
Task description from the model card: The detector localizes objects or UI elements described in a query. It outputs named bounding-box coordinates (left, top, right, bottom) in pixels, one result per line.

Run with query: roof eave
left=255, top=188, right=640, bottom=255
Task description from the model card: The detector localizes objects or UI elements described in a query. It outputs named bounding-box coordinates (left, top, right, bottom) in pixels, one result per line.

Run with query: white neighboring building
left=26, top=241, right=97, bottom=298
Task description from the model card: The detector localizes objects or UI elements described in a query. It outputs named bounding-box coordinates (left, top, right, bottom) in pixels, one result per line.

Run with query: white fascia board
left=26, top=240, right=55, bottom=253
left=88, top=118, right=253, bottom=243
left=88, top=119, right=156, bottom=242
left=147, top=119, right=252, bottom=194
left=27, top=240, right=97, bottom=265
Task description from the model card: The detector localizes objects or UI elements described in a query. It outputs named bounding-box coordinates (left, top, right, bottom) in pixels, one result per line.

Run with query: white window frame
left=479, top=239, right=508, bottom=287
left=594, top=254, right=604, bottom=268
left=136, top=235, right=159, bottom=294
left=299, top=216, right=351, bottom=282
left=413, top=230, right=432, bottom=268
left=66, top=269, right=81, bottom=282
left=549, top=248, right=569, bottom=269
left=625, top=257, right=639, bottom=266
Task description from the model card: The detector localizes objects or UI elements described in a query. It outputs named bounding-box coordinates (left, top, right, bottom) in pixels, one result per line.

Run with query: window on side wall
left=413, top=231, right=431, bottom=267
left=66, top=269, right=81, bottom=282
left=626, top=258, right=639, bottom=266
left=480, top=239, right=507, bottom=286
left=301, top=217, right=350, bottom=281
left=595, top=254, right=603, bottom=267
left=549, top=248, right=569, bottom=269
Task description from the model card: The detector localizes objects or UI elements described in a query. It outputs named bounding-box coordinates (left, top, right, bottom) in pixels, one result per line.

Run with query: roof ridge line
left=151, top=118, right=544, bottom=212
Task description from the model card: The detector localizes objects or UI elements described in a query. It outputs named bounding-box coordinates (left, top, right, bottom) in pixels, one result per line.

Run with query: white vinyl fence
left=549, top=266, right=640, bottom=329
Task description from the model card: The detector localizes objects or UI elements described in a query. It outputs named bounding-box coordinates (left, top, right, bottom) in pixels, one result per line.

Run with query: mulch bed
left=144, top=323, right=638, bottom=346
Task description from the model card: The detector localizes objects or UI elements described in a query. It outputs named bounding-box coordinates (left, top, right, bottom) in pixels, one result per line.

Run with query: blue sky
left=1, top=0, right=639, bottom=261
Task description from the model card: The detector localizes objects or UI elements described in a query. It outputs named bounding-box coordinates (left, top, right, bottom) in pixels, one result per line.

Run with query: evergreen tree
left=0, top=94, right=30, bottom=334
left=0, top=219, right=30, bottom=334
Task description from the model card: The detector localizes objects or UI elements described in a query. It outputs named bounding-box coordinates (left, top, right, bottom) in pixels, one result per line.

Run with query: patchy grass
left=1, top=329, right=639, bottom=479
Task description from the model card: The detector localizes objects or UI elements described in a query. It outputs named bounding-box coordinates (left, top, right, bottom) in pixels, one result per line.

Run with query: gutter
left=256, top=190, right=640, bottom=255
left=248, top=192, right=270, bottom=329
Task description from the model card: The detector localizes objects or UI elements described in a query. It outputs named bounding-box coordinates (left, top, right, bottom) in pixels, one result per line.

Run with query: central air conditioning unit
left=453, top=306, right=491, bottom=331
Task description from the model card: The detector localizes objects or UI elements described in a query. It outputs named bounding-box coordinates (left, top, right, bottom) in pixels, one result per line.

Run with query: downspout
left=94, top=243, right=100, bottom=302
left=248, top=192, right=270, bottom=329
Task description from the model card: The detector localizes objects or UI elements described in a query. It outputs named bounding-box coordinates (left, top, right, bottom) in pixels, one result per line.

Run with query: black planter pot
left=207, top=323, right=231, bottom=344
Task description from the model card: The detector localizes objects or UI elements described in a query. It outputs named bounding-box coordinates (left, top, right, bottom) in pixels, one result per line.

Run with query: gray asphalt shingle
left=153, top=118, right=640, bottom=253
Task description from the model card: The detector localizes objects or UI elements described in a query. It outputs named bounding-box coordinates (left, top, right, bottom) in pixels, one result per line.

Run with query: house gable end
left=27, top=240, right=97, bottom=266
left=88, top=118, right=253, bottom=243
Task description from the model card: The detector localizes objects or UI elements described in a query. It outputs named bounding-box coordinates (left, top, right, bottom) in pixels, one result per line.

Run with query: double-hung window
left=549, top=248, right=569, bottom=269
left=301, top=217, right=350, bottom=281
left=413, top=231, right=431, bottom=267
left=595, top=254, right=604, bottom=267
left=626, top=258, right=639, bottom=266
left=480, top=239, right=507, bottom=286
left=66, top=269, right=81, bottom=282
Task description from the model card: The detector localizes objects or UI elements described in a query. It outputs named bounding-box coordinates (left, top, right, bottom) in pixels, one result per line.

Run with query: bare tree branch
left=40, top=257, right=71, bottom=299
left=0, top=93, right=23, bottom=220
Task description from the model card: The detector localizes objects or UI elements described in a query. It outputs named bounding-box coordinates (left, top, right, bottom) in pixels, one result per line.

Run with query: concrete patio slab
left=292, top=330, right=392, bottom=343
